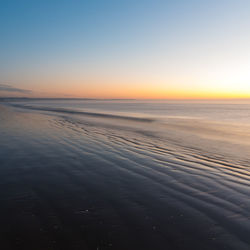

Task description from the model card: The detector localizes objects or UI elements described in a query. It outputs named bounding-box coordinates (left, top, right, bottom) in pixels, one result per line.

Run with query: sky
left=0, top=0, right=250, bottom=99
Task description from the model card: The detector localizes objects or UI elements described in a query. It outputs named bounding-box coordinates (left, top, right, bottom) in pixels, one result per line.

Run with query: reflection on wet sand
left=0, top=102, right=250, bottom=250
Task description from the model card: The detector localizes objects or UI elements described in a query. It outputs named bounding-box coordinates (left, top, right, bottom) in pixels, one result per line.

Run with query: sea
left=0, top=98, right=250, bottom=250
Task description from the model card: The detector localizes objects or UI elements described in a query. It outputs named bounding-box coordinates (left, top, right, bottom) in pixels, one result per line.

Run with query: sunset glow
left=1, top=0, right=250, bottom=99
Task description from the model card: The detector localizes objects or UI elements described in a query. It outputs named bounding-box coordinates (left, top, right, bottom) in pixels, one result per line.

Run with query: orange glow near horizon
left=20, top=82, right=250, bottom=100
left=3, top=57, right=249, bottom=99
left=2, top=63, right=250, bottom=99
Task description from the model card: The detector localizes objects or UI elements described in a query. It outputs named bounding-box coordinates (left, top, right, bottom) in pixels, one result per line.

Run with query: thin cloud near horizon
left=0, top=83, right=32, bottom=94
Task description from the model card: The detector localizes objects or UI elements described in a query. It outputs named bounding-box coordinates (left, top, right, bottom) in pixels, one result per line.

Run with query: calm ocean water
left=0, top=99, right=250, bottom=250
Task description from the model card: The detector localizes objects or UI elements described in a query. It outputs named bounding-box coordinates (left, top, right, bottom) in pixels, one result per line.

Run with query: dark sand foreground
left=0, top=104, right=250, bottom=250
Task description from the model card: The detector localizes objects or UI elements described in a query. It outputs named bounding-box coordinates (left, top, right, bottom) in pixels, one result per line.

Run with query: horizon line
left=1, top=96, right=250, bottom=101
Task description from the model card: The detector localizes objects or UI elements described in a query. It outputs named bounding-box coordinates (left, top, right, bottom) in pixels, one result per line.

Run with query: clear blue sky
left=0, top=0, right=250, bottom=98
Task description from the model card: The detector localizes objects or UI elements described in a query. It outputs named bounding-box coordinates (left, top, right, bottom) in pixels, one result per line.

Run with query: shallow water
left=0, top=100, right=250, bottom=250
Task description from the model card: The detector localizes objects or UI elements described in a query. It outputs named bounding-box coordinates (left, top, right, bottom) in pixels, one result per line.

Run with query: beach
left=0, top=100, right=250, bottom=250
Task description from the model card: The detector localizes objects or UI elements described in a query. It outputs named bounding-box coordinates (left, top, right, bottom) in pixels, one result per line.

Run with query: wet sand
left=0, top=104, right=250, bottom=250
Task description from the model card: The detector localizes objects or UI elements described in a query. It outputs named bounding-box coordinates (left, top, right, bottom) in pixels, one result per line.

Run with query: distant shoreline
left=1, top=97, right=250, bottom=102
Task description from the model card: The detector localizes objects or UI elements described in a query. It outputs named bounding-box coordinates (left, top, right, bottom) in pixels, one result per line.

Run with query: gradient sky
left=0, top=0, right=250, bottom=98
